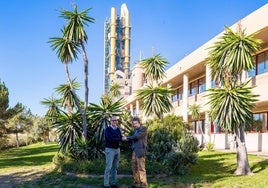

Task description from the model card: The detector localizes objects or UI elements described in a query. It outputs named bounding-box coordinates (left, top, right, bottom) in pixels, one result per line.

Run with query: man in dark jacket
left=123, top=117, right=148, bottom=188
left=104, top=116, right=122, bottom=188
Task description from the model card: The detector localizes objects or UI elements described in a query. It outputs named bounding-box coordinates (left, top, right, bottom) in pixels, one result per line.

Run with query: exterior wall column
left=205, top=65, right=212, bottom=143
left=130, top=103, right=133, bottom=116
left=135, top=100, right=139, bottom=116
left=182, top=74, right=188, bottom=122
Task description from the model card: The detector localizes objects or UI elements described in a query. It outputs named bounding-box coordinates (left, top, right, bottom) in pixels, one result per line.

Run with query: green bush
left=165, top=132, right=199, bottom=175
left=205, top=142, right=215, bottom=151
left=147, top=114, right=188, bottom=162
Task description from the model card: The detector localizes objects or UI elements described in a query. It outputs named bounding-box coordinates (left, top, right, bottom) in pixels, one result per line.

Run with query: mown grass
left=1, top=142, right=268, bottom=187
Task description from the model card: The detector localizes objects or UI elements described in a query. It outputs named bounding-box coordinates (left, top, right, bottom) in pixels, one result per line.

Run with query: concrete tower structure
left=104, top=3, right=131, bottom=96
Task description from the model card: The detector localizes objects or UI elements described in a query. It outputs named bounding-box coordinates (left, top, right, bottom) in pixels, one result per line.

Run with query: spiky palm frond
left=41, top=97, right=61, bottom=118
left=188, top=104, right=201, bottom=120
left=87, top=98, right=124, bottom=148
left=207, top=26, right=261, bottom=83
left=52, top=110, right=83, bottom=153
left=48, top=35, right=80, bottom=64
left=136, top=84, right=174, bottom=119
left=206, top=81, right=258, bottom=132
left=140, top=54, right=168, bottom=82
left=55, top=79, right=81, bottom=112
left=60, top=6, right=95, bottom=43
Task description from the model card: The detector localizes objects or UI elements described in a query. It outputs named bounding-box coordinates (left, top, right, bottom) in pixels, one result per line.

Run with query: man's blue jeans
left=104, top=147, right=120, bottom=186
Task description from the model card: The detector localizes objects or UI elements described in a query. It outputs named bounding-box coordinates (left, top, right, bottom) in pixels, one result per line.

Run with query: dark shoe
left=104, top=186, right=110, bottom=188
left=111, top=185, right=118, bottom=188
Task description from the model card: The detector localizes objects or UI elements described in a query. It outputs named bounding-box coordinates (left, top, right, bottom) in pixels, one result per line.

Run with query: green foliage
left=136, top=84, right=174, bottom=119
left=147, top=127, right=175, bottom=161
left=0, top=135, right=8, bottom=150
left=164, top=132, right=199, bottom=175
left=69, top=138, right=90, bottom=161
left=204, top=142, right=215, bottom=151
left=52, top=110, right=83, bottom=153
left=137, top=54, right=174, bottom=119
left=87, top=97, right=124, bottom=159
left=140, top=54, right=168, bottom=82
left=206, top=81, right=258, bottom=133
left=177, top=132, right=200, bottom=154
left=207, top=26, right=261, bottom=84
left=166, top=151, right=198, bottom=175
left=0, top=80, right=9, bottom=120
left=146, top=115, right=199, bottom=175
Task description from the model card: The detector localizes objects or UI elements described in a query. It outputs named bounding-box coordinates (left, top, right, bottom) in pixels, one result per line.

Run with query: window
left=177, top=87, right=183, bottom=100
left=188, top=77, right=206, bottom=96
left=249, top=51, right=268, bottom=77
left=198, top=77, right=206, bottom=93
left=189, top=81, right=197, bottom=96
left=171, top=94, right=178, bottom=102
left=248, top=113, right=268, bottom=133
left=171, top=87, right=183, bottom=102
left=257, top=52, right=268, bottom=74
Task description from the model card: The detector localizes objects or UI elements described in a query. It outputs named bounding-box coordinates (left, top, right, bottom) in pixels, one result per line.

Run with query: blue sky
left=0, top=0, right=267, bottom=116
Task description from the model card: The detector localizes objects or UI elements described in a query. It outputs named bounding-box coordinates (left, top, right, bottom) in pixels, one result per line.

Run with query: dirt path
left=0, top=166, right=52, bottom=188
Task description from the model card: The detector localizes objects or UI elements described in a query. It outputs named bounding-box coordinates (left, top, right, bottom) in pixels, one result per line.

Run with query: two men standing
left=104, top=116, right=148, bottom=188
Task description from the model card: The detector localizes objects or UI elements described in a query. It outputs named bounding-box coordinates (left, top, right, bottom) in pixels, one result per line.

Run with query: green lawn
left=1, top=142, right=268, bottom=187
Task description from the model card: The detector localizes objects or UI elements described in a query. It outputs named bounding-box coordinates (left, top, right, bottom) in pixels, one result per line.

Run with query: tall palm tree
left=136, top=54, right=174, bottom=119
left=49, top=5, right=95, bottom=141
left=206, top=26, right=261, bottom=175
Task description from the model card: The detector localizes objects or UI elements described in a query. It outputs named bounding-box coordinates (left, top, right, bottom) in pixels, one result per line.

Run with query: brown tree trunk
left=233, top=125, right=253, bottom=176
left=15, top=128, right=19, bottom=148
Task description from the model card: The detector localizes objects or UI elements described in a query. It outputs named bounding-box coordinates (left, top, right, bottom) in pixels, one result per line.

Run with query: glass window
left=250, top=113, right=267, bottom=133
left=189, top=81, right=197, bottom=96
left=171, top=94, right=178, bottom=102
left=256, top=51, right=268, bottom=75
left=178, top=87, right=183, bottom=100
left=198, top=77, right=206, bottom=93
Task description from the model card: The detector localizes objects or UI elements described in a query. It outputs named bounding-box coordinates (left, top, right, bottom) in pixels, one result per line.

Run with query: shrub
left=165, top=132, right=199, bottom=175
left=204, top=142, right=215, bottom=151
left=165, top=151, right=198, bottom=175
left=147, top=114, right=188, bottom=162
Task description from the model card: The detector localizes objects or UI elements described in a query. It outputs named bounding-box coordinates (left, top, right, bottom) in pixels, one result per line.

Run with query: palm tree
left=87, top=97, right=124, bottom=158
left=206, top=26, right=261, bottom=175
left=109, top=82, right=121, bottom=99
left=52, top=110, right=83, bottom=153
left=55, top=79, right=81, bottom=115
left=49, top=5, right=95, bottom=142
left=41, top=96, right=61, bottom=118
left=136, top=54, right=174, bottom=119
left=136, top=84, right=174, bottom=119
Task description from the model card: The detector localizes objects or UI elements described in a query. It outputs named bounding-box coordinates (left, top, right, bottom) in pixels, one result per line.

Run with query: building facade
left=104, top=3, right=131, bottom=97
left=123, top=4, right=268, bottom=152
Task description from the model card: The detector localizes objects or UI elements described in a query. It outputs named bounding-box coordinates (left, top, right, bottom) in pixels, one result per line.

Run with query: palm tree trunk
left=64, top=63, right=87, bottom=141
left=233, top=125, right=253, bottom=175
left=81, top=41, right=89, bottom=141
